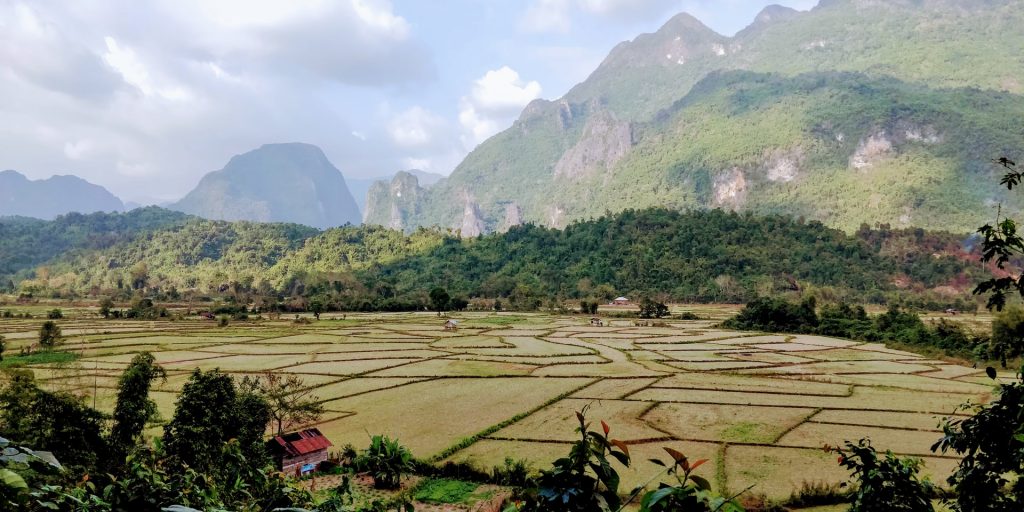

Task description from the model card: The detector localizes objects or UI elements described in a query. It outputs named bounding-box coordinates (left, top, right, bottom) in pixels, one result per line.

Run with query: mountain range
left=5, top=1, right=1023, bottom=234
left=0, top=170, right=124, bottom=219
left=364, top=0, right=1024, bottom=235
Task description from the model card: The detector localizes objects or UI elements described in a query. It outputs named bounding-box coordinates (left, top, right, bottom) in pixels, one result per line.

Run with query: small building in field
left=266, top=428, right=333, bottom=476
left=444, top=319, right=459, bottom=330
left=612, top=297, right=631, bottom=306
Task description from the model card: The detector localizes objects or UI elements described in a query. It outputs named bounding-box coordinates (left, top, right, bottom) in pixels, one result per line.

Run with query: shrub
left=829, top=438, right=934, bottom=512
left=639, top=298, right=669, bottom=319
left=38, top=321, right=61, bottom=348
left=785, top=480, right=849, bottom=508
left=218, top=316, right=230, bottom=327
left=46, top=309, right=63, bottom=319
left=492, top=457, right=533, bottom=487
left=519, top=407, right=631, bottom=511
left=637, top=448, right=744, bottom=512
left=932, top=367, right=1024, bottom=511
left=358, top=435, right=413, bottom=489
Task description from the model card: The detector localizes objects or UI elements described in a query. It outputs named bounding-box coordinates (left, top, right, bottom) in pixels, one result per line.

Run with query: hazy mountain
left=0, top=170, right=124, bottom=219
left=348, top=169, right=444, bottom=215
left=367, top=0, right=1024, bottom=234
left=171, top=143, right=361, bottom=229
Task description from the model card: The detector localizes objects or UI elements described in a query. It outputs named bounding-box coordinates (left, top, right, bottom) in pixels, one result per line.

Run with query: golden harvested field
left=0, top=309, right=999, bottom=500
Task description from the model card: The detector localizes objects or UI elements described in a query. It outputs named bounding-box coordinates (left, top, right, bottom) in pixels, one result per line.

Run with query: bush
left=358, top=435, right=413, bottom=489
left=830, top=438, right=934, bottom=512
left=492, top=457, right=533, bottom=487
left=639, top=298, right=669, bottom=319
left=932, top=368, right=1024, bottom=511
left=38, top=321, right=61, bottom=348
left=724, top=296, right=818, bottom=333
left=46, top=309, right=63, bottom=319
left=518, top=407, right=630, bottom=511
left=218, top=316, right=230, bottom=328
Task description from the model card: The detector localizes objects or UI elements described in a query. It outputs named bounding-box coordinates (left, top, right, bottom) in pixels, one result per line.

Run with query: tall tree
left=429, top=287, right=450, bottom=316
left=163, top=369, right=241, bottom=472
left=108, top=352, right=166, bottom=466
left=247, top=372, right=324, bottom=436
left=163, top=369, right=272, bottom=474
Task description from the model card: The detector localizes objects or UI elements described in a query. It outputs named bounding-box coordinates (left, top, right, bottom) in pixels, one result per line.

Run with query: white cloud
left=388, top=106, right=446, bottom=148
left=459, top=66, right=542, bottom=148
left=469, top=67, right=543, bottom=116
left=0, top=0, right=438, bottom=202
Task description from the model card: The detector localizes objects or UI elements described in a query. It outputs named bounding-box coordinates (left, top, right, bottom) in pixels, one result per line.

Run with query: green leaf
left=0, top=468, right=28, bottom=492
left=691, top=475, right=712, bottom=491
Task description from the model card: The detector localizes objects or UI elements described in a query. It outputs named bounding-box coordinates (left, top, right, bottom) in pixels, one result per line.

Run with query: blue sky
left=0, top=0, right=817, bottom=204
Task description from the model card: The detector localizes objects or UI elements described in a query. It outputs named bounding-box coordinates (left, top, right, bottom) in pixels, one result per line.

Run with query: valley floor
left=0, top=307, right=1006, bottom=502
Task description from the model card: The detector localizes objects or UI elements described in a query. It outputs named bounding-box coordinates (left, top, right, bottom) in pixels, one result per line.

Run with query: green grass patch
left=719, top=422, right=763, bottom=443
left=412, top=478, right=480, bottom=504
left=465, top=316, right=529, bottom=326
left=0, top=350, right=80, bottom=368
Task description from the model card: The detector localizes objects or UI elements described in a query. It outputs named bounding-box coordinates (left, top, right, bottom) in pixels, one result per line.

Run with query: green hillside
left=368, top=0, right=1024, bottom=234
left=6, top=208, right=985, bottom=309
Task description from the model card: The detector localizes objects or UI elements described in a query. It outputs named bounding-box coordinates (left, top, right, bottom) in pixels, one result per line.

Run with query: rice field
left=0, top=308, right=999, bottom=501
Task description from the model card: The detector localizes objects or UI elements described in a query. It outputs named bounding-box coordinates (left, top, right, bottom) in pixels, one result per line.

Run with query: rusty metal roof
left=269, top=428, right=332, bottom=457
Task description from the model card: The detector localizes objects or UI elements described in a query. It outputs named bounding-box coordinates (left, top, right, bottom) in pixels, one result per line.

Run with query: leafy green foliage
left=162, top=369, right=271, bottom=474
left=358, top=435, right=413, bottom=490
left=830, top=439, right=934, bottom=512
left=639, top=448, right=742, bottom=512
left=638, top=298, right=669, bottom=319
left=8, top=208, right=984, bottom=309
left=932, top=369, right=1024, bottom=512
left=245, top=372, right=324, bottom=436
left=37, top=321, right=61, bottom=348
left=0, top=370, right=108, bottom=470
left=429, top=287, right=450, bottom=314
left=108, top=352, right=167, bottom=467
left=724, top=297, right=819, bottom=333
left=412, top=478, right=479, bottom=504
left=520, top=407, right=631, bottom=512
left=726, top=299, right=985, bottom=359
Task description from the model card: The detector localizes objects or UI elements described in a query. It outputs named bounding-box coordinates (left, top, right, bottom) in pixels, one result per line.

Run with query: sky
left=0, top=0, right=818, bottom=204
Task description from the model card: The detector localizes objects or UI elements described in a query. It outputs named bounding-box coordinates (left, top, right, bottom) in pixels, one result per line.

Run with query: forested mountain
left=0, top=208, right=190, bottom=284
left=171, top=143, right=362, bottom=229
left=0, top=170, right=124, bottom=219
left=4, top=207, right=985, bottom=309
left=366, top=0, right=1024, bottom=234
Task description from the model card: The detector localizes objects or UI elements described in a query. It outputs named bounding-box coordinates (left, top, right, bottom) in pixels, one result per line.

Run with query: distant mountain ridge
left=171, top=143, right=361, bottom=229
left=365, top=0, right=1024, bottom=234
left=0, top=170, right=124, bottom=220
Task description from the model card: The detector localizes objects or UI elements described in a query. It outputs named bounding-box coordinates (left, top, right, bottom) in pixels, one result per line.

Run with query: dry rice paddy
left=0, top=310, right=998, bottom=500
